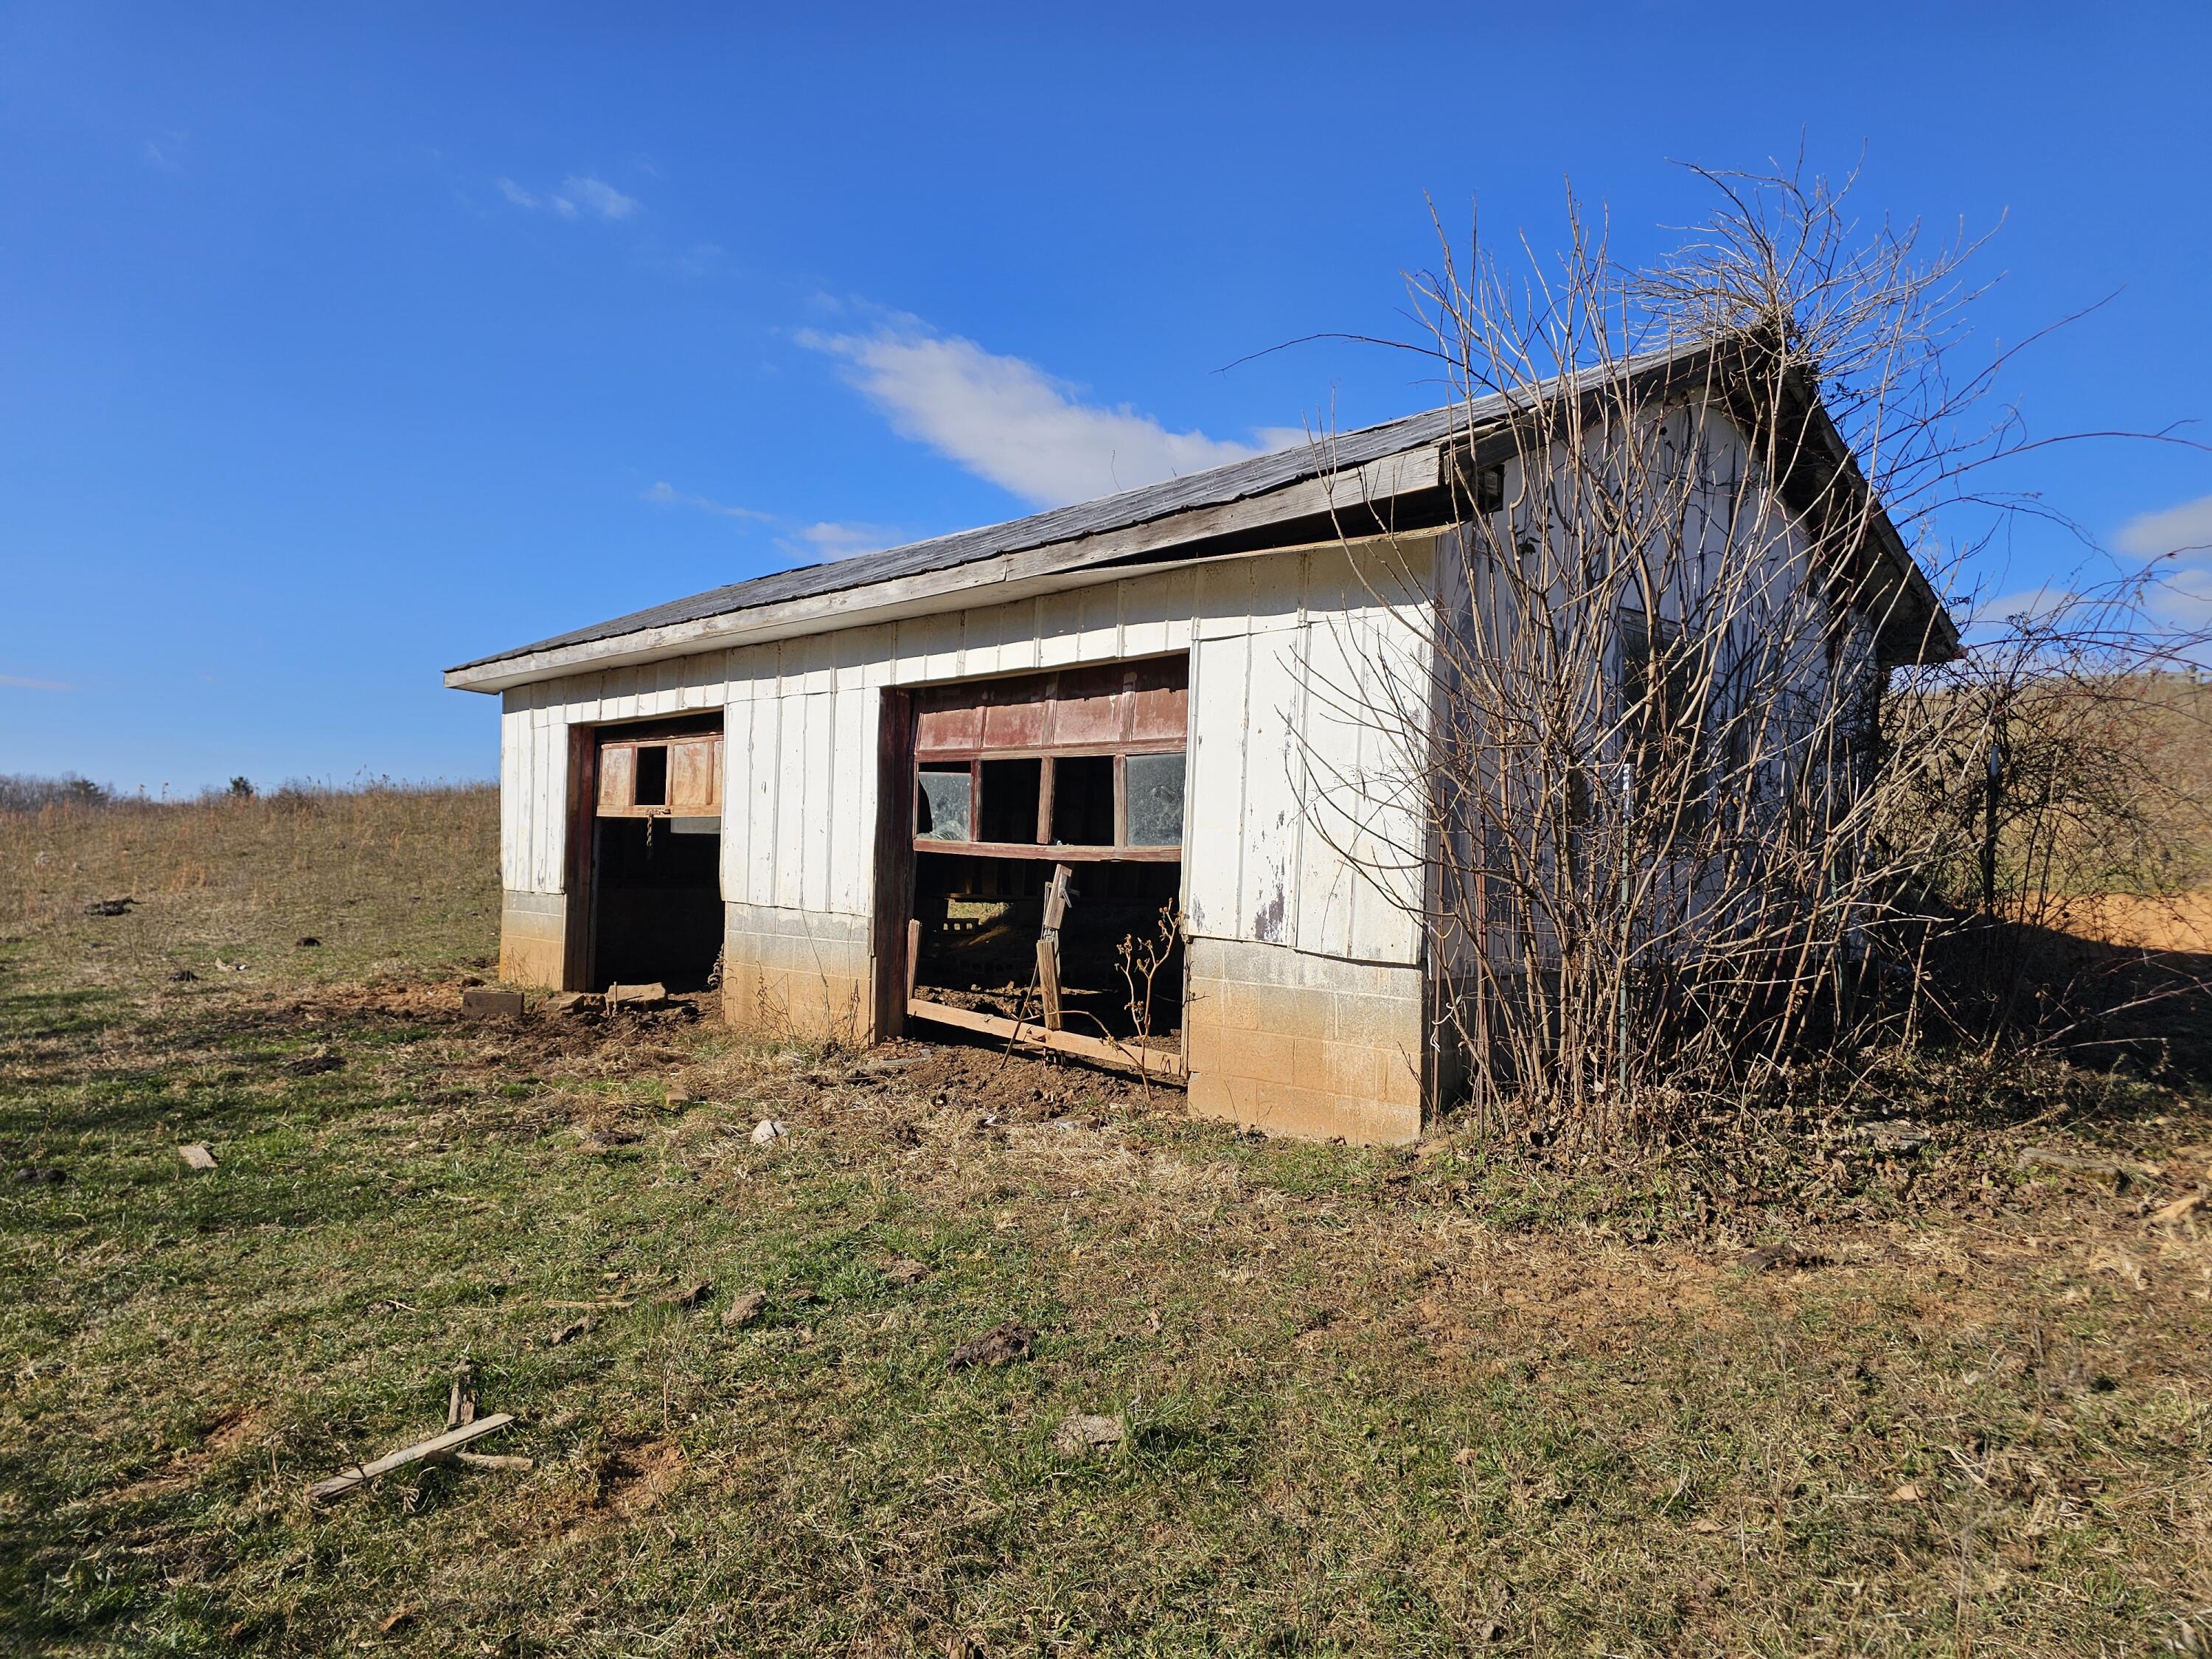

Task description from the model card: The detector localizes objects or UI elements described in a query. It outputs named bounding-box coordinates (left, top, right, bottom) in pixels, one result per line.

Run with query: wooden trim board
left=913, top=839, right=1180, bottom=863
left=906, top=997, right=1185, bottom=1082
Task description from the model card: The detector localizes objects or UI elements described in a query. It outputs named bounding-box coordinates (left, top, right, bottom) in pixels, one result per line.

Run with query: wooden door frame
left=562, top=724, right=598, bottom=992
left=869, top=687, right=917, bottom=1041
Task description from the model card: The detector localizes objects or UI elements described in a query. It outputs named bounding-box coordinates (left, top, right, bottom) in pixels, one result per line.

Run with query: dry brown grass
left=4, top=787, right=2212, bottom=1654
left=0, top=785, right=499, bottom=990
left=2061, top=887, right=2212, bottom=953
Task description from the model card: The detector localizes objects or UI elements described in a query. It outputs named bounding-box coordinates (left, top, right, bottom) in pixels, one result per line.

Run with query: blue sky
left=4, top=4, right=2208, bottom=793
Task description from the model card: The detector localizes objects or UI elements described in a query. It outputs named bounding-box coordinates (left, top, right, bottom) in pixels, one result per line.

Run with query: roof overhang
left=447, top=337, right=1961, bottom=695
left=442, top=445, right=1444, bottom=694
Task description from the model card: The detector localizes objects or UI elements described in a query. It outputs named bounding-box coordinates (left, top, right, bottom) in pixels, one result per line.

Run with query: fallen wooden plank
left=906, top=998, right=1183, bottom=1082
left=307, top=1413, right=515, bottom=1504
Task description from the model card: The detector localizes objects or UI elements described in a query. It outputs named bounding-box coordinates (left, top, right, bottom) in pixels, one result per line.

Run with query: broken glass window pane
left=1124, top=751, right=1185, bottom=847
left=916, top=765, right=971, bottom=841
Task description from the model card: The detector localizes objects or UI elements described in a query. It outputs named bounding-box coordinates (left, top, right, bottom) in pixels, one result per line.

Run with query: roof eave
left=443, top=442, right=1447, bottom=694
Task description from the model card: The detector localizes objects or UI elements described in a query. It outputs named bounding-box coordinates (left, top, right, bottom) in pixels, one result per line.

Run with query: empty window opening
left=909, top=852, right=1183, bottom=1046
left=978, top=757, right=1043, bottom=844
left=634, top=745, right=669, bottom=807
left=1049, top=755, right=1116, bottom=846
left=917, top=763, right=972, bottom=841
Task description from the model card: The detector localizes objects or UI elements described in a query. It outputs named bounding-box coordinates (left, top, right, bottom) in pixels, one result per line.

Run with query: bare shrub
left=1294, top=163, right=2209, bottom=1147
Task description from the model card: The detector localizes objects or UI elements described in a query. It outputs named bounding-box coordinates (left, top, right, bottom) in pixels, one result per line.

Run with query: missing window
left=978, top=757, right=1043, bottom=844
left=1049, top=755, right=1116, bottom=846
left=634, top=745, right=669, bottom=807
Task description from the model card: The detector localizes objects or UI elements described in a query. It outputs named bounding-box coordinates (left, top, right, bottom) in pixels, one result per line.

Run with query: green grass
left=2, top=790, right=2211, bottom=1655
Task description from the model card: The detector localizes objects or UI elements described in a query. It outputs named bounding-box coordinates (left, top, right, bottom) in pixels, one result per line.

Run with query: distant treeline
left=0, top=773, right=494, bottom=812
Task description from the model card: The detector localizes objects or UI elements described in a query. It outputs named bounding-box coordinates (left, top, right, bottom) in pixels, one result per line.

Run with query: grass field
left=4, top=787, right=2211, bottom=1655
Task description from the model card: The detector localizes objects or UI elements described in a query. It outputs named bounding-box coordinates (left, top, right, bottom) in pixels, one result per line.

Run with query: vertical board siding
left=1184, top=630, right=1251, bottom=940
left=773, top=692, right=809, bottom=911
left=1239, top=635, right=1306, bottom=947
left=495, top=541, right=1438, bottom=965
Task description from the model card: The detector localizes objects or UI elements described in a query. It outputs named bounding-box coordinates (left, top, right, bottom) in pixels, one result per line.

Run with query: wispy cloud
left=1, top=673, right=73, bottom=692
left=641, top=480, right=773, bottom=523
left=2117, top=494, right=2212, bottom=558
left=142, top=134, right=184, bottom=173
left=560, top=175, right=641, bottom=221
left=798, top=315, right=1305, bottom=508
left=776, top=521, right=895, bottom=562
left=2115, top=494, right=2212, bottom=629
left=495, top=173, right=644, bottom=222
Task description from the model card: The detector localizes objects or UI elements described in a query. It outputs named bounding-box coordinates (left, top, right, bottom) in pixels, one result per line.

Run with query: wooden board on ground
left=307, top=1413, right=516, bottom=1504
left=906, top=997, right=1183, bottom=1082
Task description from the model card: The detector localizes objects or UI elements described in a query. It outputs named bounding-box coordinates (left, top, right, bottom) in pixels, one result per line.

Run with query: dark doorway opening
left=590, top=818, right=723, bottom=991
left=885, top=657, right=1191, bottom=1078
left=911, top=852, right=1183, bottom=1043
left=575, top=712, right=726, bottom=994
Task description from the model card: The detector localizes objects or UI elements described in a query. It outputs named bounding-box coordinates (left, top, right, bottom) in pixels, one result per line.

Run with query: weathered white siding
left=497, top=538, right=1438, bottom=969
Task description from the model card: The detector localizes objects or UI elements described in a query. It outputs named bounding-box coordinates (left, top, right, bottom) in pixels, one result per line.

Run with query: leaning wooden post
left=1036, top=863, right=1072, bottom=1031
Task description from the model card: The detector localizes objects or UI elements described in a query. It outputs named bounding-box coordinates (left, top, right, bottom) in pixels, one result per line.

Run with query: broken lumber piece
left=1035, top=938, right=1063, bottom=1031
left=307, top=1413, right=515, bottom=1505
left=446, top=1361, right=476, bottom=1430
left=906, top=998, right=1184, bottom=1082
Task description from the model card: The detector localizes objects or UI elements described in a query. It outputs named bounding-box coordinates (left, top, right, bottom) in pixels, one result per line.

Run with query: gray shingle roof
left=448, top=338, right=1941, bottom=678
left=448, top=400, right=1470, bottom=675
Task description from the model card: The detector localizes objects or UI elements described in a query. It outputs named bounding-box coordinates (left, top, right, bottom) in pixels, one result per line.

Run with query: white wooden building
left=446, top=342, right=1954, bottom=1144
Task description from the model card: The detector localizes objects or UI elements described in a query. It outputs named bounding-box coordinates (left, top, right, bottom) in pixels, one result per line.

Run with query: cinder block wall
left=1183, top=936, right=1425, bottom=1145
left=720, top=900, right=872, bottom=1046
left=499, top=891, right=567, bottom=989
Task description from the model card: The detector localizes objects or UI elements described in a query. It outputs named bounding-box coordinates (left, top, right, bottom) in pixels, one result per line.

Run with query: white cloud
left=2147, top=558, right=2212, bottom=630
left=2116, top=493, right=2212, bottom=557
left=0, top=673, right=72, bottom=692
left=784, top=521, right=893, bottom=560
left=2114, top=495, right=2212, bottom=630
left=798, top=318, right=1305, bottom=508
left=641, top=481, right=771, bottom=523
left=560, top=175, right=641, bottom=220
left=495, top=173, right=643, bottom=222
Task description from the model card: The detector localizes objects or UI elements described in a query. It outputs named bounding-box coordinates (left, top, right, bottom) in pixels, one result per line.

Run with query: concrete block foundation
left=498, top=890, right=568, bottom=990
left=1183, top=936, right=1425, bottom=1145
left=721, top=901, right=872, bottom=1046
